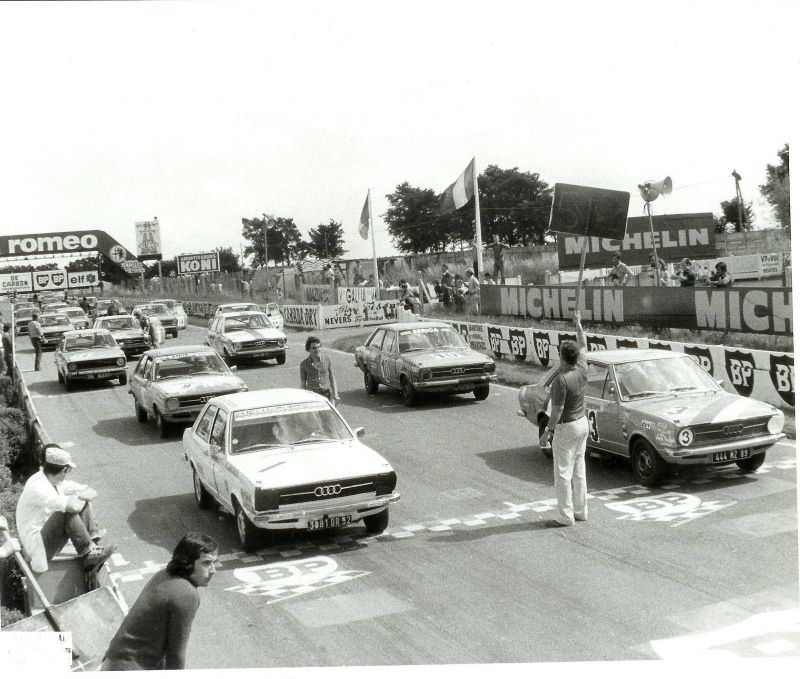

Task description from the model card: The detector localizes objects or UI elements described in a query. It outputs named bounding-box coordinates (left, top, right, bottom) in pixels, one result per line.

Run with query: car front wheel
left=632, top=439, right=666, bottom=486
left=736, top=452, right=766, bottom=473
left=155, top=408, right=171, bottom=438
left=235, top=501, right=260, bottom=551
left=363, top=508, right=389, bottom=535
left=401, top=378, right=417, bottom=407
left=193, top=467, right=214, bottom=509
left=134, top=398, right=148, bottom=423
left=118, top=372, right=128, bottom=386
left=473, top=385, right=490, bottom=401
left=275, top=352, right=286, bottom=365
left=364, top=371, right=379, bottom=395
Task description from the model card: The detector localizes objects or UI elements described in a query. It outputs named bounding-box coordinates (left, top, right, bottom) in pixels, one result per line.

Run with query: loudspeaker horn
left=637, top=176, right=672, bottom=202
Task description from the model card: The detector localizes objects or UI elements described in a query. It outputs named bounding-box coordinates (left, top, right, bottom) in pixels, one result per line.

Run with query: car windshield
left=156, top=300, right=175, bottom=310
left=224, top=314, right=271, bottom=331
left=99, top=317, right=139, bottom=331
left=65, top=333, right=117, bottom=350
left=40, top=315, right=70, bottom=327
left=221, top=304, right=258, bottom=314
left=154, top=352, right=228, bottom=380
left=397, top=326, right=467, bottom=352
left=148, top=303, right=168, bottom=314
left=614, top=355, right=719, bottom=400
left=63, top=309, right=86, bottom=318
left=96, top=301, right=113, bottom=310
left=230, top=402, right=352, bottom=454
left=16, top=310, right=35, bottom=320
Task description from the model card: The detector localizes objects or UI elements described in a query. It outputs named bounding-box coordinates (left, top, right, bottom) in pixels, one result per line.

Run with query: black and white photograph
left=0, top=2, right=797, bottom=678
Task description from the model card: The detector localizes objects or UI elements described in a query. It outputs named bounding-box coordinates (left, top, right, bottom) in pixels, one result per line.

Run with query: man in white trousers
left=539, top=310, right=589, bottom=526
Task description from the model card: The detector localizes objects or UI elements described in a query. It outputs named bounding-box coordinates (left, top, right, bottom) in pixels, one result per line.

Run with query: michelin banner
left=444, top=320, right=793, bottom=410
left=482, top=284, right=793, bottom=337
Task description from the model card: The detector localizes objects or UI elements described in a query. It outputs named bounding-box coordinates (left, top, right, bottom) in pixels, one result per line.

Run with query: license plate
left=252, top=352, right=267, bottom=358
left=308, top=515, right=351, bottom=531
left=713, top=449, right=751, bottom=462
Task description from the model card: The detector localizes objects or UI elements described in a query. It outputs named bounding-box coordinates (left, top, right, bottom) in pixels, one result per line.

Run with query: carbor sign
left=0, top=230, right=137, bottom=267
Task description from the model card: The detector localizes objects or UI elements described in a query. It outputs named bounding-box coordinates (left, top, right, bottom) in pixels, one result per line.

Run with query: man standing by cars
left=2, top=323, right=13, bottom=381
left=28, top=312, right=43, bottom=371
left=300, top=336, right=340, bottom=404
left=101, top=533, right=218, bottom=671
left=15, top=444, right=115, bottom=574
left=539, top=311, right=589, bottom=526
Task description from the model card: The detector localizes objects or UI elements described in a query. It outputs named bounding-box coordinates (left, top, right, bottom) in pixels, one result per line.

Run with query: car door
left=584, top=362, right=626, bottom=455
left=380, top=330, right=401, bottom=388
left=365, top=328, right=386, bottom=381
left=207, top=317, right=221, bottom=352
left=189, top=404, right=219, bottom=499
left=130, top=355, right=154, bottom=412
left=207, top=407, right=230, bottom=499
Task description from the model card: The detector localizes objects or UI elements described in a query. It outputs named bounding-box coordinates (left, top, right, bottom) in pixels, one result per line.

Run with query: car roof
left=211, top=388, right=329, bottom=411
left=217, top=303, right=258, bottom=309
left=142, top=344, right=217, bottom=358
left=377, top=321, right=453, bottom=332
left=218, top=310, right=266, bottom=318
left=151, top=298, right=176, bottom=303
left=40, top=312, right=69, bottom=319
left=63, top=328, right=114, bottom=338
left=587, top=348, right=684, bottom=364
left=97, top=314, right=137, bottom=321
left=62, top=306, right=85, bottom=313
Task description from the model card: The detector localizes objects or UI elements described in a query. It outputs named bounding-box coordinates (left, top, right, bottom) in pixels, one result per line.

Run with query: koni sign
left=0, top=230, right=137, bottom=266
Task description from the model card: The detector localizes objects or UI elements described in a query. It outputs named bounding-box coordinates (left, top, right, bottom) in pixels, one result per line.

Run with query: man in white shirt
left=16, top=444, right=115, bottom=573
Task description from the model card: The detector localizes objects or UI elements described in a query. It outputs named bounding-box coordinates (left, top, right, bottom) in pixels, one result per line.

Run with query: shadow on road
left=92, top=415, right=173, bottom=446
left=26, top=378, right=121, bottom=396
left=339, top=387, right=484, bottom=414
left=427, top=519, right=565, bottom=543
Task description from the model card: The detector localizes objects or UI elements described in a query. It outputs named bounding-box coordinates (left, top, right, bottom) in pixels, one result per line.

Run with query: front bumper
left=248, top=491, right=400, bottom=530
left=41, top=336, right=66, bottom=348
left=413, top=374, right=496, bottom=393
left=659, top=432, right=786, bottom=466
left=230, top=346, right=286, bottom=359
left=67, top=367, right=127, bottom=382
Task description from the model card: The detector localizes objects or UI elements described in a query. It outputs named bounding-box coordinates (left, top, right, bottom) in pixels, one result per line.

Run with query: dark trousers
left=30, top=337, right=42, bottom=371
left=38, top=503, right=98, bottom=563
left=4, top=355, right=12, bottom=381
left=493, top=260, right=505, bottom=283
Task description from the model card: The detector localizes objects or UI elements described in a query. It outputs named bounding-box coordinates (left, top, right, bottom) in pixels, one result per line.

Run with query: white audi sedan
left=206, top=311, right=288, bottom=365
left=183, top=389, right=400, bottom=550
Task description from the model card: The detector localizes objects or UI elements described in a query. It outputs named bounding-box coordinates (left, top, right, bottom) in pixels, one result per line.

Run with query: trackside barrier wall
left=12, top=362, right=52, bottom=464
left=442, top=319, right=794, bottom=411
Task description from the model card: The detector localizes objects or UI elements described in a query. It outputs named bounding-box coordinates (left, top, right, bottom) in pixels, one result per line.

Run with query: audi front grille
left=73, top=358, right=121, bottom=370
left=430, top=364, right=486, bottom=379
left=690, top=417, right=770, bottom=444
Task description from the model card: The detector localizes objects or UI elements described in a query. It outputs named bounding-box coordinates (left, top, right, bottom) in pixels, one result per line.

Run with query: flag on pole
left=439, top=158, right=475, bottom=215
left=358, top=193, right=370, bottom=240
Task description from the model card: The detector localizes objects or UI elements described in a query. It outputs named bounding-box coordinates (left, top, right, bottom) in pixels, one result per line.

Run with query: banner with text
left=558, top=212, right=717, bottom=269
left=481, top=284, right=793, bottom=337
left=337, top=287, right=377, bottom=303
left=177, top=251, right=221, bottom=275
left=319, top=300, right=400, bottom=329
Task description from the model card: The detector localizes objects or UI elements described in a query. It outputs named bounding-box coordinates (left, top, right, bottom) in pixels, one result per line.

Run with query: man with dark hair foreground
left=539, top=311, right=589, bottom=526
left=102, top=532, right=218, bottom=671
left=16, top=444, right=114, bottom=573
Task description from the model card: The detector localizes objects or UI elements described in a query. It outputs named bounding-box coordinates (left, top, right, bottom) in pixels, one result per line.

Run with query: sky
left=0, top=0, right=797, bottom=267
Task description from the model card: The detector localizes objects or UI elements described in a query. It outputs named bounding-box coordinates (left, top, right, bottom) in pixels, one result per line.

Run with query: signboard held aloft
left=548, top=183, right=630, bottom=240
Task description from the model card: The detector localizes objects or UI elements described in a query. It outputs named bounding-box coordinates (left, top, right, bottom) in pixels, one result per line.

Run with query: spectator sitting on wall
left=675, top=258, right=696, bottom=287
left=358, top=274, right=376, bottom=288
left=707, top=261, right=734, bottom=287
left=482, top=272, right=496, bottom=285
left=645, top=254, right=669, bottom=285
left=608, top=253, right=632, bottom=286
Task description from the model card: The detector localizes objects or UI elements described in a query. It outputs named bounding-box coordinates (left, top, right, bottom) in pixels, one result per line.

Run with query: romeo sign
left=0, top=230, right=139, bottom=268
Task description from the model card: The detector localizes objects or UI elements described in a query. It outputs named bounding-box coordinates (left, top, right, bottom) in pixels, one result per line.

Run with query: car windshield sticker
left=234, top=403, right=328, bottom=421
left=400, top=327, right=439, bottom=335
left=154, top=351, right=214, bottom=363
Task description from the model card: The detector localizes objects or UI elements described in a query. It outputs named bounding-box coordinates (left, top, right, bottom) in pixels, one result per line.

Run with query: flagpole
left=368, top=189, right=379, bottom=289
left=472, top=156, right=484, bottom=276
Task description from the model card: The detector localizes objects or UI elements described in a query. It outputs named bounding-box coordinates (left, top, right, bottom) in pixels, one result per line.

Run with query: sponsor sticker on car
left=234, top=402, right=327, bottom=421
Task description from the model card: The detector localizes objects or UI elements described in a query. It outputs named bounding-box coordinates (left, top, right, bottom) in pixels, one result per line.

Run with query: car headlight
left=279, top=338, right=287, bottom=347
left=165, top=397, right=179, bottom=411
left=116, top=357, right=125, bottom=367
left=677, top=427, right=694, bottom=447
left=768, top=412, right=785, bottom=434
left=420, top=368, right=432, bottom=381
left=67, top=363, right=77, bottom=372
left=233, top=342, right=242, bottom=351
left=484, top=362, right=495, bottom=374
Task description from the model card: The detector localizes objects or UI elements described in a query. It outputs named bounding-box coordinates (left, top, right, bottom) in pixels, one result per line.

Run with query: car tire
left=223, top=348, right=234, bottom=366
left=538, top=417, right=553, bottom=460
left=276, top=352, right=286, bottom=366
left=401, top=378, right=417, bottom=407
left=171, top=330, right=178, bottom=339
left=118, top=372, right=128, bottom=386
left=363, top=508, right=389, bottom=535
left=473, top=385, right=490, bottom=401
left=192, top=466, right=215, bottom=509
left=364, top=371, right=379, bottom=395
left=631, top=439, right=666, bottom=487
left=735, top=452, right=766, bottom=473
left=134, top=398, right=148, bottom=423
left=235, top=501, right=260, bottom=551
left=155, top=408, right=171, bottom=438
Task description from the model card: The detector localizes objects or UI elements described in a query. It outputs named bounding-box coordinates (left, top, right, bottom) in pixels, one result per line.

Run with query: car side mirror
left=354, top=427, right=365, bottom=439
left=210, top=442, right=224, bottom=458
left=229, top=365, right=238, bottom=372
left=716, top=379, right=725, bottom=387
left=607, top=383, right=616, bottom=397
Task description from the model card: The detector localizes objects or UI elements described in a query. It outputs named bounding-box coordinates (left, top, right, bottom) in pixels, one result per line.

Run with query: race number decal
left=587, top=410, right=599, bottom=442
left=509, top=328, right=527, bottom=362
left=683, top=345, right=714, bottom=374
left=380, top=357, right=397, bottom=384
left=724, top=349, right=755, bottom=397
left=769, top=354, right=794, bottom=407
left=532, top=331, right=551, bottom=368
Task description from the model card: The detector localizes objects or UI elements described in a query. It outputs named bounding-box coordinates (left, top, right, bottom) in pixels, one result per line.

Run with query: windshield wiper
left=156, top=375, right=187, bottom=381
left=671, top=386, right=701, bottom=393
left=290, top=437, right=341, bottom=445
left=401, top=348, right=428, bottom=353
left=236, top=443, right=286, bottom=453
left=192, top=370, right=224, bottom=375
left=626, top=390, right=669, bottom=399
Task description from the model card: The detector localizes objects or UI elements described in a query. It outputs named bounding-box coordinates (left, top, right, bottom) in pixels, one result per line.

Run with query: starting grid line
left=108, top=457, right=797, bottom=585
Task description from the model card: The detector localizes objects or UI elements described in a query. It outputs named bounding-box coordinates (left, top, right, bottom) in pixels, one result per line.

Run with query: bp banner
left=482, top=284, right=793, bottom=337
left=558, top=212, right=717, bottom=270
left=32, top=269, right=68, bottom=291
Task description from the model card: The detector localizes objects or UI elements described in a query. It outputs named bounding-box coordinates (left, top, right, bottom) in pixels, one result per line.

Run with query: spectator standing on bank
left=28, top=312, right=43, bottom=371
left=539, top=311, right=589, bottom=526
left=488, top=234, right=510, bottom=283
left=645, top=254, right=669, bottom=285
left=468, top=238, right=479, bottom=278
left=300, top=336, right=340, bottom=404
left=676, top=258, right=696, bottom=287
left=465, top=269, right=480, bottom=315
left=101, top=533, right=218, bottom=671
left=608, top=253, right=632, bottom=286
left=2, top=323, right=13, bottom=381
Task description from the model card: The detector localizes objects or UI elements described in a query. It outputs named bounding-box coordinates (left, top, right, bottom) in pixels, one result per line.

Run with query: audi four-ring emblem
left=314, top=484, right=342, bottom=497
left=451, top=367, right=465, bottom=375
left=723, top=423, right=744, bottom=436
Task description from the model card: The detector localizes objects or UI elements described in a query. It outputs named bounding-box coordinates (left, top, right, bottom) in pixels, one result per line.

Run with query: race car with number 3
left=183, top=388, right=399, bottom=550
left=355, top=321, right=496, bottom=406
left=517, top=348, right=786, bottom=486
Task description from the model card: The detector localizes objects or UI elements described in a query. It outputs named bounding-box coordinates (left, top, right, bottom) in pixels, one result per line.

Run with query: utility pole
left=262, top=214, right=276, bottom=301
left=732, top=169, right=746, bottom=232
